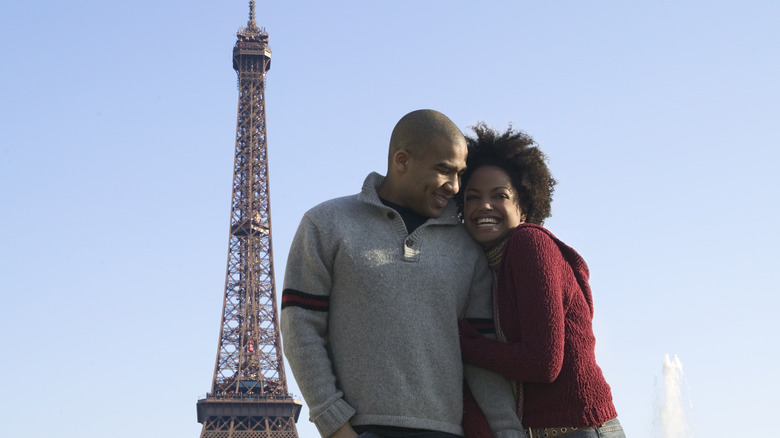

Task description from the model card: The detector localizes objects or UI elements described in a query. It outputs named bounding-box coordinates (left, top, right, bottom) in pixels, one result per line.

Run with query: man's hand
left=329, top=423, right=358, bottom=438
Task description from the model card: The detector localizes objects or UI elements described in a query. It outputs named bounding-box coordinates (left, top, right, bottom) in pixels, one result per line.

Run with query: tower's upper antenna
left=238, top=0, right=266, bottom=38
left=248, top=0, right=257, bottom=29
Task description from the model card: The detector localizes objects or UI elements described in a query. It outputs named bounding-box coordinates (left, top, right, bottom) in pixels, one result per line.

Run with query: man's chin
left=426, top=205, right=446, bottom=218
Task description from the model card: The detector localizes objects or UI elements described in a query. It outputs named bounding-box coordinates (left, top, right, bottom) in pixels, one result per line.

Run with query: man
left=280, top=110, right=523, bottom=438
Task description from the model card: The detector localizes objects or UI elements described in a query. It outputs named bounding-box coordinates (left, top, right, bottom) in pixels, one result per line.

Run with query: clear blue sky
left=1, top=1, right=778, bottom=437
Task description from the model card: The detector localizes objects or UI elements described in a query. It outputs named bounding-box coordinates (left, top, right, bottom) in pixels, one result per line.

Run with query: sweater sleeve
left=462, top=256, right=525, bottom=438
left=460, top=228, right=566, bottom=383
left=280, top=214, right=356, bottom=437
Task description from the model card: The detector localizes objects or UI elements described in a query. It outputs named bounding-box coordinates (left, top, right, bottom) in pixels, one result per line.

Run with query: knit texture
left=460, top=224, right=617, bottom=430
left=280, top=173, right=523, bottom=437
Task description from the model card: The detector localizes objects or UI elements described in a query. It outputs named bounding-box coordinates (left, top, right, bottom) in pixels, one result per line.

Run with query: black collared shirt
left=379, top=198, right=428, bottom=235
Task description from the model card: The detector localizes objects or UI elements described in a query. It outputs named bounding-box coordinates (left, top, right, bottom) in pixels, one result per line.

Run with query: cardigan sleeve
left=459, top=227, right=566, bottom=383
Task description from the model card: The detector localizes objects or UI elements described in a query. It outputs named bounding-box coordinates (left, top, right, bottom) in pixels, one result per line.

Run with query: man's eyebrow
left=436, top=162, right=459, bottom=172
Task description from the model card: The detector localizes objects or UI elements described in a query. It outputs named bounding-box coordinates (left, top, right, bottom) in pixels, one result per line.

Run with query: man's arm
left=464, top=364, right=526, bottom=438
left=280, top=215, right=356, bottom=437
left=462, top=257, right=526, bottom=438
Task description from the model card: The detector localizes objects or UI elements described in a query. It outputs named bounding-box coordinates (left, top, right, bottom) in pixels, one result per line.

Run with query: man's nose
left=447, top=174, right=460, bottom=194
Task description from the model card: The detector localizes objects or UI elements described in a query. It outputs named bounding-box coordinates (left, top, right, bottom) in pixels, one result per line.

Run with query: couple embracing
left=281, top=110, right=625, bottom=438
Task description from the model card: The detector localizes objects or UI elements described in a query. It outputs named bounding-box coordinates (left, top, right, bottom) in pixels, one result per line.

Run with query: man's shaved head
left=388, top=109, right=465, bottom=164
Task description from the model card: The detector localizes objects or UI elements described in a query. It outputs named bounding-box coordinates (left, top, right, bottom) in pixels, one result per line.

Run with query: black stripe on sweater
left=281, top=288, right=329, bottom=312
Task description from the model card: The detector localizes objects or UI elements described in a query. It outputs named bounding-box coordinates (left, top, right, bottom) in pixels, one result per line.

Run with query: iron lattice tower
left=197, top=2, right=301, bottom=437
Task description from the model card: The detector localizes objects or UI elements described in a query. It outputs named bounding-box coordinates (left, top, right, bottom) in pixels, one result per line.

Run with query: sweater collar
left=359, top=172, right=460, bottom=225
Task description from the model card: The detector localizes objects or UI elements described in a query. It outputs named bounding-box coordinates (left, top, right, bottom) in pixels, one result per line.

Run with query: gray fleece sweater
left=281, top=173, right=523, bottom=438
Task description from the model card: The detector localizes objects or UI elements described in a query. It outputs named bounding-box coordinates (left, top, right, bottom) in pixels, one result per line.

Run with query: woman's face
left=463, top=165, right=525, bottom=248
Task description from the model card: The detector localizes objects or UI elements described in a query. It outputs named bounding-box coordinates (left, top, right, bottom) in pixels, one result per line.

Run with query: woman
left=457, top=124, right=625, bottom=438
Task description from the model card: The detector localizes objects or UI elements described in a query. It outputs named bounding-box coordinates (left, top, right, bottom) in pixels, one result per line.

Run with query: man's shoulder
left=425, top=223, right=486, bottom=262
left=308, top=193, right=359, bottom=212
left=439, top=222, right=479, bottom=244
left=302, top=193, right=377, bottom=228
left=305, top=173, right=382, bottom=217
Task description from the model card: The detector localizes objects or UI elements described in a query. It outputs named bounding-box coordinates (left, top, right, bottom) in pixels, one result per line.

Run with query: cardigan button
left=386, top=212, right=396, bottom=219
left=406, top=240, right=414, bottom=247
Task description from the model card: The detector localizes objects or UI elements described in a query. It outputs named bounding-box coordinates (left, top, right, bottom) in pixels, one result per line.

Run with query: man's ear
left=393, top=149, right=411, bottom=173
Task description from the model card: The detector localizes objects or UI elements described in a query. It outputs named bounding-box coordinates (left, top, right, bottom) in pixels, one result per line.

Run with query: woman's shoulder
left=510, top=223, right=558, bottom=245
left=510, top=223, right=590, bottom=280
left=504, top=224, right=560, bottom=258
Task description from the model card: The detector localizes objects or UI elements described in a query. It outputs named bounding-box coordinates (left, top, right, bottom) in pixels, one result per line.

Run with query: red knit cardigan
left=461, top=224, right=617, bottom=433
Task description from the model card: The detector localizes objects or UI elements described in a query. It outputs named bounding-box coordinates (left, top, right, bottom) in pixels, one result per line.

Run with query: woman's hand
left=458, top=318, right=484, bottom=340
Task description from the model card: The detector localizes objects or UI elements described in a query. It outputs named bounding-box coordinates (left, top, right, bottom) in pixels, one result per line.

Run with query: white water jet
left=658, top=353, right=692, bottom=438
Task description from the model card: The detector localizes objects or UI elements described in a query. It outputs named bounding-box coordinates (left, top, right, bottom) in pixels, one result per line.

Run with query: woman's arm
left=459, top=227, right=566, bottom=383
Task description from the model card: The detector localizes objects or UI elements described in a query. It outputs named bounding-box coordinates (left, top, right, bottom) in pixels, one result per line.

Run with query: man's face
left=399, top=137, right=467, bottom=218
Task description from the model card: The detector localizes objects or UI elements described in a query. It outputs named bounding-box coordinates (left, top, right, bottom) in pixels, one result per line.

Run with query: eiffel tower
left=196, top=2, right=301, bottom=437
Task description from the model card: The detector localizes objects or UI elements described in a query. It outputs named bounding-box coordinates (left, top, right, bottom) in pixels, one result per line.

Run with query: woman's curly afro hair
left=456, top=123, right=556, bottom=225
